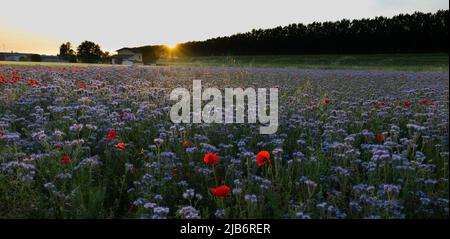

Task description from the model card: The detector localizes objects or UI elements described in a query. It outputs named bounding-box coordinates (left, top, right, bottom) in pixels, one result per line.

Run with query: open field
left=0, top=64, right=448, bottom=218
left=158, top=54, right=449, bottom=71
left=2, top=53, right=448, bottom=72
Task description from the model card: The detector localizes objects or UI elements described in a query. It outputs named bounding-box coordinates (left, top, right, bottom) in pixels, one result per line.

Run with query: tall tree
left=59, top=42, right=76, bottom=62
left=77, top=41, right=103, bottom=63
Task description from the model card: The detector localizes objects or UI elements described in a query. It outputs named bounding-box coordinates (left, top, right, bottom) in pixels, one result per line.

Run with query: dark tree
left=140, top=45, right=166, bottom=64
left=30, top=54, right=42, bottom=62
left=59, top=42, right=76, bottom=62
left=101, top=51, right=111, bottom=64
left=76, top=41, right=103, bottom=63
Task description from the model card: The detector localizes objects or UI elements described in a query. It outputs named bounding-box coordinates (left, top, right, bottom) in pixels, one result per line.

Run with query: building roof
left=116, top=47, right=142, bottom=54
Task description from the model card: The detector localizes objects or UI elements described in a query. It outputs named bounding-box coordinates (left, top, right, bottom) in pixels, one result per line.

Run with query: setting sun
left=166, top=43, right=178, bottom=50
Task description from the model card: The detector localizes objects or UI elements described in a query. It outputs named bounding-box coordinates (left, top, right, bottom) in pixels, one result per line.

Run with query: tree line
left=60, top=41, right=168, bottom=64
left=175, top=10, right=448, bottom=56
left=59, top=10, right=448, bottom=64
left=59, top=41, right=111, bottom=63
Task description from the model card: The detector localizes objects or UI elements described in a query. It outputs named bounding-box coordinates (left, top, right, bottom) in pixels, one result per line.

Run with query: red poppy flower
left=79, top=81, right=87, bottom=89
left=11, top=71, right=21, bottom=83
left=323, top=98, right=332, bottom=106
left=204, top=153, right=219, bottom=166
left=62, top=155, right=72, bottom=164
left=182, top=139, right=190, bottom=147
left=373, top=101, right=385, bottom=109
left=106, top=130, right=118, bottom=141
left=210, top=185, right=231, bottom=197
left=419, top=99, right=429, bottom=106
left=53, top=143, right=62, bottom=149
left=256, top=150, right=271, bottom=167
left=403, top=101, right=411, bottom=107
left=27, top=79, right=40, bottom=86
left=115, top=142, right=126, bottom=151
left=376, top=133, right=384, bottom=142
left=0, top=74, right=5, bottom=84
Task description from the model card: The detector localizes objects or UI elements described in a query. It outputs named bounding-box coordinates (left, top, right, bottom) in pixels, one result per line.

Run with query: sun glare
left=166, top=43, right=178, bottom=50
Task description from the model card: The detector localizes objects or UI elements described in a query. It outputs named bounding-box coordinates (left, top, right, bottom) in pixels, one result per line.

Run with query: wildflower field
left=0, top=64, right=448, bottom=219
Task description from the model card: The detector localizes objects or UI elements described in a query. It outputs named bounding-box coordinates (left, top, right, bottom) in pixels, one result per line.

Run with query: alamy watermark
left=170, top=80, right=278, bottom=134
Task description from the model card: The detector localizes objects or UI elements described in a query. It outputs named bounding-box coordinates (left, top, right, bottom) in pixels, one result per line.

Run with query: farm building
left=112, top=48, right=143, bottom=65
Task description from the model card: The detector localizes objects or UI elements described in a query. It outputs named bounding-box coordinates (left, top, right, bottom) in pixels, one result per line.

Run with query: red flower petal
left=256, top=150, right=271, bottom=167
left=106, top=130, right=118, bottom=141
left=115, top=142, right=126, bottom=150
left=210, top=185, right=231, bottom=197
left=203, top=153, right=219, bottom=166
left=62, top=155, right=72, bottom=164
left=376, top=133, right=384, bottom=142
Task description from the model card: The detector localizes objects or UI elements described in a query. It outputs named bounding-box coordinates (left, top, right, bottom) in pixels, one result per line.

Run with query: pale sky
left=0, top=0, right=448, bottom=55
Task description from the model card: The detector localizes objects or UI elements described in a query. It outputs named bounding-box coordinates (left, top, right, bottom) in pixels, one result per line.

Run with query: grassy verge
left=157, top=53, right=449, bottom=71
left=2, top=53, right=448, bottom=71
left=0, top=61, right=120, bottom=68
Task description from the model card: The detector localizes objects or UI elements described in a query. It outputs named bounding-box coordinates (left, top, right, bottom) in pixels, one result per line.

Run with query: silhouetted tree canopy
left=77, top=41, right=103, bottom=63
left=101, top=51, right=112, bottom=64
left=175, top=10, right=448, bottom=56
left=59, top=42, right=76, bottom=62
